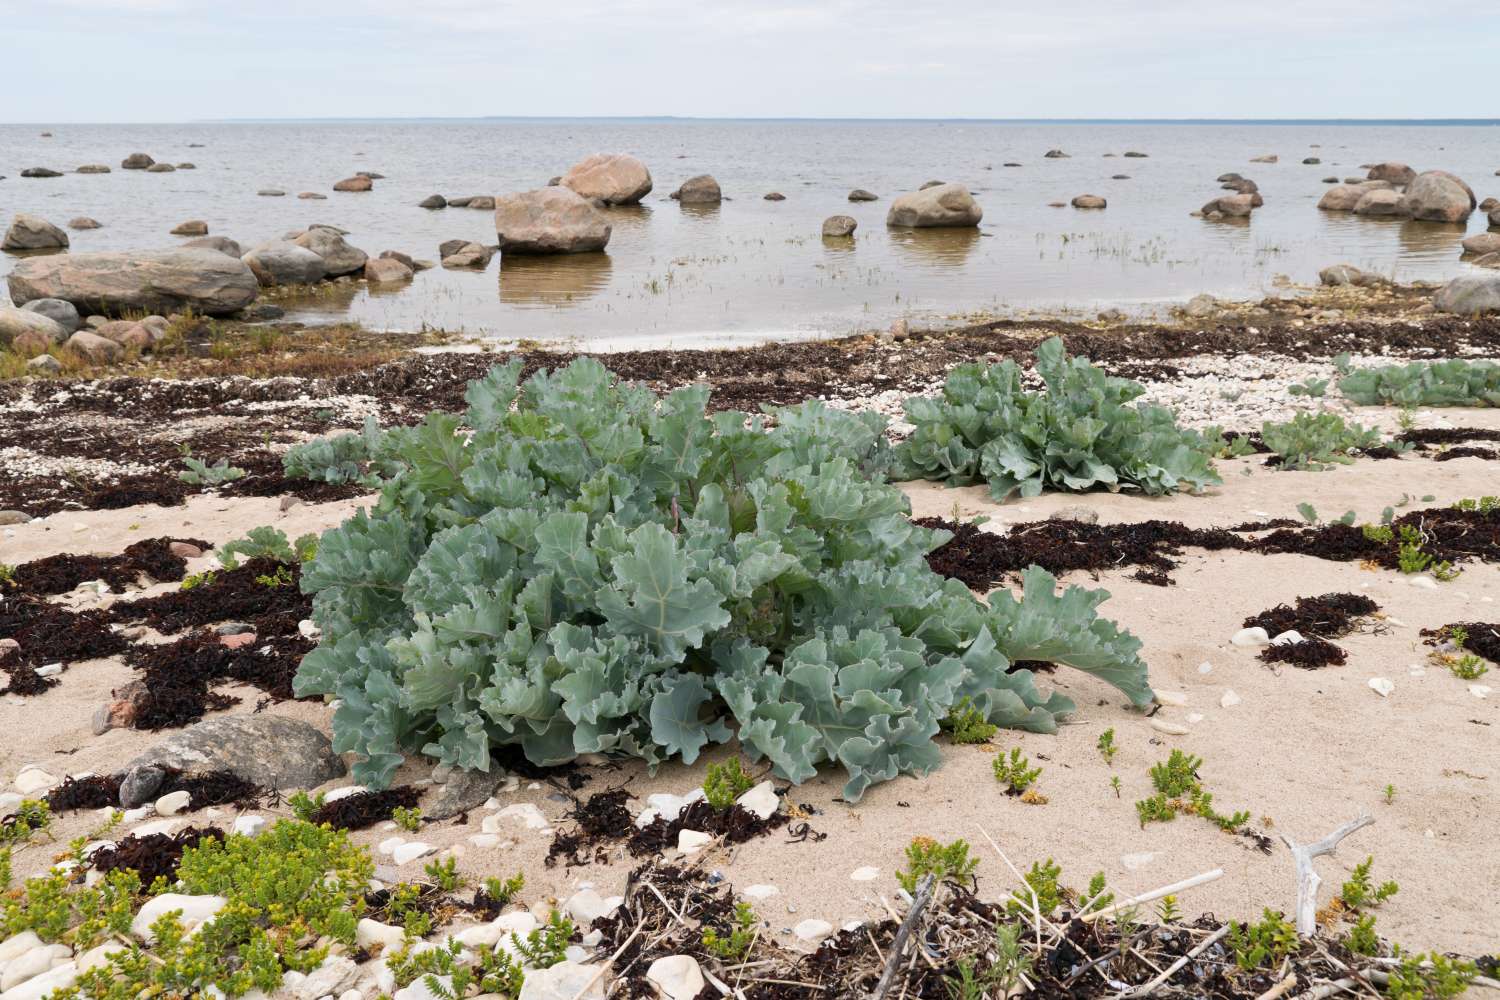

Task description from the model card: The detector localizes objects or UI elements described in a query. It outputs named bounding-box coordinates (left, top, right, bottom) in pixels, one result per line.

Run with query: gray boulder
left=1366, top=162, right=1416, bottom=186
left=364, top=257, right=413, bottom=284
left=120, top=153, right=154, bottom=169
left=419, top=194, right=447, bottom=209
left=848, top=189, right=879, bottom=202
left=560, top=153, right=653, bottom=205
left=764, top=192, right=785, bottom=201
left=1201, top=193, right=1254, bottom=218
left=67, top=330, right=123, bottom=363
left=75, top=164, right=111, bottom=174
left=493, top=187, right=611, bottom=254
left=1071, top=194, right=1107, bottom=209
left=1492, top=207, right=1500, bottom=228
left=426, top=768, right=508, bottom=821
left=1462, top=233, right=1500, bottom=257
left=886, top=183, right=983, bottom=228
left=19, top=298, right=81, bottom=334
left=243, top=241, right=327, bottom=286
left=171, top=220, right=209, bottom=236
left=3, top=214, right=70, bottom=252
left=118, top=715, right=346, bottom=807
left=1044, top=149, right=1069, bottom=158
left=21, top=167, right=62, bottom=178
left=671, top=175, right=722, bottom=204
left=466, top=196, right=496, bottom=210
left=7, top=249, right=260, bottom=316
left=1319, top=264, right=1378, bottom=287
left=1353, top=189, right=1406, bottom=216
left=1400, top=171, right=1475, bottom=223
left=822, top=215, right=857, bottom=238
left=183, top=236, right=243, bottom=258
left=447, top=197, right=473, bottom=208
left=441, top=242, right=495, bottom=269
left=69, top=217, right=102, bottom=230
left=1433, top=274, right=1500, bottom=315
left=294, top=228, right=369, bottom=277
left=0, top=307, right=67, bottom=349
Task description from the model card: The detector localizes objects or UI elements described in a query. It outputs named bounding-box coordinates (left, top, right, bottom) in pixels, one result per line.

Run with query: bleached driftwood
left=1278, top=813, right=1374, bottom=936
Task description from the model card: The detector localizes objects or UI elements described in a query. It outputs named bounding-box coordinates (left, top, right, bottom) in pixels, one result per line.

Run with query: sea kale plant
left=893, top=337, right=1221, bottom=500
left=290, top=358, right=1152, bottom=799
left=1339, top=358, right=1500, bottom=408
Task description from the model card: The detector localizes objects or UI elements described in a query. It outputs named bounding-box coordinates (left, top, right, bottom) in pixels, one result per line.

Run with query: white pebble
left=1196, top=661, right=1213, bottom=675
left=849, top=866, right=879, bottom=882
left=744, top=884, right=779, bottom=900
left=1270, top=630, right=1304, bottom=646
left=1219, top=689, right=1241, bottom=708
left=231, top=814, right=267, bottom=837
left=154, top=791, right=191, bottom=816
left=13, top=766, right=56, bottom=796
left=391, top=842, right=435, bottom=866
left=1470, top=685, right=1491, bottom=699
left=677, top=829, right=713, bottom=854
left=1368, top=677, right=1395, bottom=698
left=1409, top=576, right=1439, bottom=590
left=1150, top=719, right=1191, bottom=736
left=1231, top=627, right=1270, bottom=646
left=1154, top=691, right=1188, bottom=707
left=794, top=919, right=834, bottom=944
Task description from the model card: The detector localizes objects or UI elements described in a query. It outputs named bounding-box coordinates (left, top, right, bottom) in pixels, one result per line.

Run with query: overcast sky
left=2, top=0, right=1498, bottom=123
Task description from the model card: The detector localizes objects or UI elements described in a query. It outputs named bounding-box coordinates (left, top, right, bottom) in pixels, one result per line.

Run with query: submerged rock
left=68, top=217, right=102, bottom=230
left=847, top=188, right=879, bottom=202
left=821, top=215, right=857, bottom=237
left=1400, top=170, right=1475, bottom=223
left=886, top=183, right=982, bottom=228
left=242, top=241, right=327, bottom=286
left=1353, top=189, right=1405, bottom=217
left=560, top=152, right=653, bottom=205
left=170, top=220, right=209, bottom=237
left=418, top=194, right=447, bottom=209
left=1071, top=194, right=1107, bottom=209
left=120, top=153, right=154, bottom=169
left=1366, top=162, right=1416, bottom=186
left=672, top=174, right=722, bottom=204
left=333, top=175, right=373, bottom=192
left=493, top=187, right=611, bottom=254
left=182, top=236, right=243, bottom=258
left=3, top=214, right=69, bottom=252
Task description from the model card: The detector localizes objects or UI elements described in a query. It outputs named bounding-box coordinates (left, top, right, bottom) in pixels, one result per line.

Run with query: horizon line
left=8, top=115, right=1500, bottom=127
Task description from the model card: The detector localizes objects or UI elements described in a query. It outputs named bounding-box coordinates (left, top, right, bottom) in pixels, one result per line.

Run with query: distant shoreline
left=6, top=116, right=1500, bottom=127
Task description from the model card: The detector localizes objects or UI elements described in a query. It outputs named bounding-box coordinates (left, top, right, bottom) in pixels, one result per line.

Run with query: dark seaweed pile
left=628, top=799, right=788, bottom=858
left=547, top=788, right=636, bottom=868
left=308, top=786, right=422, bottom=831
left=123, top=625, right=313, bottom=730
left=8, top=537, right=209, bottom=596
left=91, top=826, right=224, bottom=884
left=1243, top=593, right=1379, bottom=639
left=46, top=774, right=124, bottom=812
left=1397, top=427, right=1500, bottom=447
left=1432, top=446, right=1500, bottom=462
left=108, top=559, right=310, bottom=634
left=0, top=595, right=129, bottom=671
left=1422, top=622, right=1500, bottom=664
left=919, top=504, right=1500, bottom=590
left=155, top=769, right=264, bottom=809
left=1260, top=637, right=1349, bottom=668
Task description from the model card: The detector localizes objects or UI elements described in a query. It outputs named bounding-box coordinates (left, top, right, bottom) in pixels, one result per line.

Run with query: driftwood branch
left=1079, top=869, right=1225, bottom=923
left=869, top=873, right=935, bottom=1000
left=1278, top=814, right=1374, bottom=936
left=1116, top=922, right=1232, bottom=998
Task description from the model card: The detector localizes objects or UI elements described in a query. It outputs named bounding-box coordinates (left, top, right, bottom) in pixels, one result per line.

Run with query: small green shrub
left=942, top=696, right=998, bottom=744
left=1136, top=751, right=1248, bottom=832
left=1096, top=728, right=1117, bottom=765
left=703, top=758, right=755, bottom=810
left=217, top=526, right=317, bottom=570
left=1338, top=856, right=1399, bottom=910
left=1345, top=914, right=1380, bottom=956
left=1384, top=948, right=1477, bottom=999
left=392, top=806, right=423, bottom=832
left=992, top=747, right=1041, bottom=795
left=898, top=837, right=978, bottom=894
left=0, top=800, right=51, bottom=845
left=1226, top=909, right=1298, bottom=971
left=894, top=337, right=1221, bottom=499
left=701, top=902, right=757, bottom=961
left=481, top=873, right=524, bottom=908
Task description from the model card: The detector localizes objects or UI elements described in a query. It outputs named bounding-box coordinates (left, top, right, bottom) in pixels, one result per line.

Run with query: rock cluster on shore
left=494, top=187, right=613, bottom=253
left=7, top=249, right=260, bottom=316
left=1318, top=164, right=1477, bottom=223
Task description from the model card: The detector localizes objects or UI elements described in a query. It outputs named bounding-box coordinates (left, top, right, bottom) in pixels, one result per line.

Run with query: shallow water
left=3, top=119, right=1498, bottom=346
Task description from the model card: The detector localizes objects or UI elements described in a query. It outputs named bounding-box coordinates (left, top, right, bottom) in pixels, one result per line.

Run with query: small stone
left=677, top=829, right=713, bottom=854
left=14, top=766, right=56, bottom=795
left=517, top=962, right=605, bottom=1000
left=1220, top=689, right=1242, bottom=708
left=1270, top=630, right=1305, bottom=646
left=1154, top=690, right=1188, bottom=706
left=793, top=919, right=834, bottom=944
left=482, top=803, right=550, bottom=832
left=232, top=814, right=266, bottom=837
left=1120, top=851, right=1157, bottom=871
left=219, top=632, right=257, bottom=649
left=293, top=956, right=359, bottom=1000
left=132, top=893, right=226, bottom=939
left=377, top=837, right=405, bottom=855
left=849, top=866, right=879, bottom=882
left=35, top=663, right=63, bottom=678
left=154, top=790, right=191, bottom=815
left=1368, top=677, right=1395, bottom=698
left=356, top=918, right=405, bottom=951
left=744, top=884, right=779, bottom=899
left=214, top=621, right=254, bottom=636
left=1408, top=576, right=1439, bottom=590
left=1470, top=685, right=1491, bottom=699
left=168, top=541, right=203, bottom=559
left=392, top=842, right=436, bottom=865
left=735, top=780, right=778, bottom=820
left=1052, top=505, right=1100, bottom=525
left=1197, top=661, right=1213, bottom=674
left=563, top=888, right=616, bottom=926
left=645, top=955, right=704, bottom=1000
left=1150, top=719, right=1191, bottom=736
left=1231, top=627, right=1270, bottom=646
left=0, top=511, right=33, bottom=526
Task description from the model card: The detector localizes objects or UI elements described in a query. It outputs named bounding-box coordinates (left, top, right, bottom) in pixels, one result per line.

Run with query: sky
left=2, top=0, right=1498, bottom=123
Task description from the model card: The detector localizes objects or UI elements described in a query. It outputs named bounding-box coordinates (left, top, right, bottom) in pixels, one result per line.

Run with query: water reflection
left=600, top=203, right=653, bottom=233
left=887, top=227, right=982, bottom=266
left=497, top=253, right=614, bottom=307
left=274, top=281, right=363, bottom=314
left=1396, top=219, right=1469, bottom=260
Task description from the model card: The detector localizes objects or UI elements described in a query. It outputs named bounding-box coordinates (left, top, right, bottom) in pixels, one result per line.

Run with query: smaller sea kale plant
left=893, top=337, right=1221, bottom=500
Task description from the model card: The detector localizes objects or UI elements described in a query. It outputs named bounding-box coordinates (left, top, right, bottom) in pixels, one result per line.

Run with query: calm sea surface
left=3, top=120, right=1498, bottom=347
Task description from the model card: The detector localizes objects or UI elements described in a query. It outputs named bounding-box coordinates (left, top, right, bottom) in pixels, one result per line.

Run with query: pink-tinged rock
left=560, top=152, right=653, bottom=205
left=333, top=176, right=373, bottom=192
left=169, top=542, right=204, bottom=559
left=220, top=633, right=257, bottom=650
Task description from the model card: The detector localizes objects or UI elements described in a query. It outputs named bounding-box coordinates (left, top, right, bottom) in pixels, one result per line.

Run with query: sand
left=2, top=409, right=1497, bottom=964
